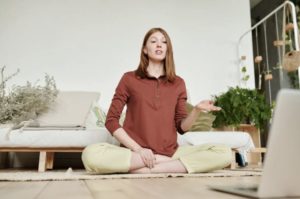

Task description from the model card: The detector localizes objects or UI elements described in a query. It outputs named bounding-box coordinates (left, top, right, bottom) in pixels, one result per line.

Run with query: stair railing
left=237, top=1, right=300, bottom=90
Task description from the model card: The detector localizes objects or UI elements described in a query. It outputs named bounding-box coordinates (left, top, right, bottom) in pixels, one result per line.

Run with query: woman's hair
left=135, top=27, right=176, bottom=82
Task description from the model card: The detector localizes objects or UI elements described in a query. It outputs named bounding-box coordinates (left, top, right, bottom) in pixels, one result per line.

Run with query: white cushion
left=181, top=131, right=255, bottom=152
left=30, top=91, right=100, bottom=129
left=0, top=127, right=119, bottom=147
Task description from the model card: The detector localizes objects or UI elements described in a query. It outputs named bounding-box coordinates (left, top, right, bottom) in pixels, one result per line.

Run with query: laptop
left=209, top=89, right=300, bottom=198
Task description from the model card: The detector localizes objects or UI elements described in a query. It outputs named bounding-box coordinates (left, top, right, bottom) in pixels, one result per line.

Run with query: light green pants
left=81, top=143, right=232, bottom=174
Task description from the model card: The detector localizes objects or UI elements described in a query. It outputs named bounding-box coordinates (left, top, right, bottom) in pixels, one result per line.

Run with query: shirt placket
left=154, top=79, right=161, bottom=110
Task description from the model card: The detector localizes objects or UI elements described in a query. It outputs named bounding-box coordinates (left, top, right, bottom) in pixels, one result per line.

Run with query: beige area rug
left=0, top=168, right=262, bottom=181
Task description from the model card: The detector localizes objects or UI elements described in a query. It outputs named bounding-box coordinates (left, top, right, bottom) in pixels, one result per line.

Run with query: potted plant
left=212, top=86, right=272, bottom=130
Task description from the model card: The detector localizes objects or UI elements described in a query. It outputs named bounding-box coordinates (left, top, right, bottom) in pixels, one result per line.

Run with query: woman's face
left=143, top=31, right=167, bottom=63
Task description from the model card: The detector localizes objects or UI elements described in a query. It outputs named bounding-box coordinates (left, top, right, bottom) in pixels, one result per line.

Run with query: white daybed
left=0, top=91, right=261, bottom=172
left=0, top=127, right=257, bottom=172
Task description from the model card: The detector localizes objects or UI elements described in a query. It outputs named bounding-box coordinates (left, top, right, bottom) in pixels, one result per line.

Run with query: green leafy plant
left=0, top=66, right=58, bottom=124
left=212, top=86, right=272, bottom=129
left=241, top=66, right=250, bottom=83
left=287, top=71, right=299, bottom=89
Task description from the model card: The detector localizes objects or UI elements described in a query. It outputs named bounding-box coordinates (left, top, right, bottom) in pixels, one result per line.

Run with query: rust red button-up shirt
left=105, top=71, right=188, bottom=156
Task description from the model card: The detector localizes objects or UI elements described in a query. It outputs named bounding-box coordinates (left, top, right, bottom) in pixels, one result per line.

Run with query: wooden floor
left=0, top=176, right=261, bottom=199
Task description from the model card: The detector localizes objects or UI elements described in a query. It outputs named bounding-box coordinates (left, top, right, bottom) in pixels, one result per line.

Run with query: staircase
left=238, top=0, right=300, bottom=104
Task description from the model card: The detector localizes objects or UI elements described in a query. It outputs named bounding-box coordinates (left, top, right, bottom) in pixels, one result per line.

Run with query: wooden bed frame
left=231, top=147, right=267, bottom=169
left=0, top=147, right=266, bottom=172
left=0, top=147, right=84, bottom=172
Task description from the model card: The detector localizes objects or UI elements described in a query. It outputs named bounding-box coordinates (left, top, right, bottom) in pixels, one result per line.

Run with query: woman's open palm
left=194, top=100, right=221, bottom=112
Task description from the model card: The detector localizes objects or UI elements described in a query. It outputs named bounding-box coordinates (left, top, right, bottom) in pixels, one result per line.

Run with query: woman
left=82, top=28, right=232, bottom=174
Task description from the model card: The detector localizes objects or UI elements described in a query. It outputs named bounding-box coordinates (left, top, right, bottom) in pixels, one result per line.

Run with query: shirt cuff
left=177, top=120, right=186, bottom=135
left=105, top=122, right=122, bottom=135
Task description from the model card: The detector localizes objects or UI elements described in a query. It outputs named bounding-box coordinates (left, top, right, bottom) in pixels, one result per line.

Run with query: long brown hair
left=135, top=27, right=176, bottom=82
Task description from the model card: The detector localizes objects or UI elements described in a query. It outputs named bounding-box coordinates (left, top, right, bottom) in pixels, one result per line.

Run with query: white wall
left=0, top=0, right=254, bottom=108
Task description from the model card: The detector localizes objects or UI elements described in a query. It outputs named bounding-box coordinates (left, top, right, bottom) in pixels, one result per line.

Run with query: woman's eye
left=162, top=41, right=167, bottom=44
left=150, top=40, right=156, bottom=43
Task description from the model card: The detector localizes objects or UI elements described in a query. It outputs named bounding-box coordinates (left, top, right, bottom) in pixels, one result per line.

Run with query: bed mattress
left=0, top=127, right=255, bottom=154
left=0, top=127, right=118, bottom=148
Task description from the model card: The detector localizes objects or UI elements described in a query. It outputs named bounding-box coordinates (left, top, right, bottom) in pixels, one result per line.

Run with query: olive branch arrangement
left=0, top=66, right=58, bottom=125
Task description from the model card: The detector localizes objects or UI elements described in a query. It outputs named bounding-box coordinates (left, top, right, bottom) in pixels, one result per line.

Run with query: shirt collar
left=145, top=72, right=166, bottom=80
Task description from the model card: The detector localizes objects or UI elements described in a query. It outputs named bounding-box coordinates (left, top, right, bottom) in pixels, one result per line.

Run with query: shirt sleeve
left=175, top=79, right=188, bottom=134
left=105, top=74, right=130, bottom=135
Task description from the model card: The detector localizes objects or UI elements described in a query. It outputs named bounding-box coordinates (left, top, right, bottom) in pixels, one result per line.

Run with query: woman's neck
left=147, top=61, right=164, bottom=78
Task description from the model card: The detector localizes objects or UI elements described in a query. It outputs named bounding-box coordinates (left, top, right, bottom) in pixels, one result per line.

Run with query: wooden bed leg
left=46, top=152, right=54, bottom=169
left=230, top=150, right=236, bottom=169
left=38, top=151, right=47, bottom=172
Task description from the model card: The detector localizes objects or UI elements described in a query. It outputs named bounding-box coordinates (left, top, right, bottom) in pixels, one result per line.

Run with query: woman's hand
left=194, top=100, right=221, bottom=113
left=136, top=148, right=156, bottom=169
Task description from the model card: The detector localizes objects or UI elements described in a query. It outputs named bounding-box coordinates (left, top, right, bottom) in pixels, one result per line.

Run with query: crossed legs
left=82, top=143, right=232, bottom=174
left=129, top=153, right=187, bottom=174
left=129, top=145, right=232, bottom=174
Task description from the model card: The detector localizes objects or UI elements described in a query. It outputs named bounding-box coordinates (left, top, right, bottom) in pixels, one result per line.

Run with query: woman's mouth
left=155, top=50, right=163, bottom=55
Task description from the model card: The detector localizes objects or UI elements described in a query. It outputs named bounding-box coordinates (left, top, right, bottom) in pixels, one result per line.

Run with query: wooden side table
left=237, top=124, right=265, bottom=165
left=214, top=124, right=267, bottom=168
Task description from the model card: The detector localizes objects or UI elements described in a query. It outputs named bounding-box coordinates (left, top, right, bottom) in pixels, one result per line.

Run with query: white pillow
left=26, top=91, right=100, bottom=129
left=85, top=102, right=126, bottom=129
left=85, top=102, right=120, bottom=145
left=85, top=101, right=106, bottom=129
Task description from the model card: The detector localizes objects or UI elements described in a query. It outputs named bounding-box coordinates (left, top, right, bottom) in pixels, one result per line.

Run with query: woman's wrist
left=133, top=146, right=143, bottom=153
left=193, top=106, right=207, bottom=113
